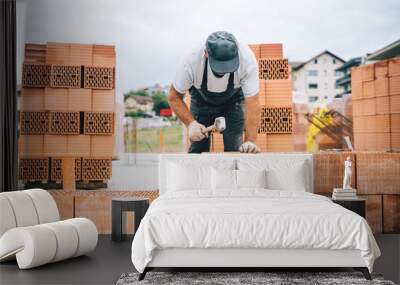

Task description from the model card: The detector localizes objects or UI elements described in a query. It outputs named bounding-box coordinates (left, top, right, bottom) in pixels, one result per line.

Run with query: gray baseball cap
left=206, top=31, right=239, bottom=74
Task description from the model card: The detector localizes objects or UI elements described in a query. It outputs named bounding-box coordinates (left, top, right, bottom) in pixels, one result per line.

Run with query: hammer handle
left=203, top=125, right=215, bottom=133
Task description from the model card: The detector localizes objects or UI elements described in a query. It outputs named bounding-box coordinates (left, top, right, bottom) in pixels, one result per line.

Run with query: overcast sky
left=17, top=0, right=400, bottom=96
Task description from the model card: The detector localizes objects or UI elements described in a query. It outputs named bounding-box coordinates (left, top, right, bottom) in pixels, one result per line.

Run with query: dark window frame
left=308, top=83, right=318, bottom=89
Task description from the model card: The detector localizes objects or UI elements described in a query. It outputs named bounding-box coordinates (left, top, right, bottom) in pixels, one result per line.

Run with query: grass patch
left=124, top=124, right=184, bottom=153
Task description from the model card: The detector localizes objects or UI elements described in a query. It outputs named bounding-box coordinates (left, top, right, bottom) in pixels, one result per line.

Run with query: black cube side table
left=112, top=197, right=149, bottom=242
left=332, top=198, right=366, bottom=218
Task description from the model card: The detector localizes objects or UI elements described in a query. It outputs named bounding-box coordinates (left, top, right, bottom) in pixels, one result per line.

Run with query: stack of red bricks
left=19, top=42, right=116, bottom=183
left=246, top=43, right=293, bottom=152
left=352, top=58, right=400, bottom=150
left=313, top=151, right=399, bottom=234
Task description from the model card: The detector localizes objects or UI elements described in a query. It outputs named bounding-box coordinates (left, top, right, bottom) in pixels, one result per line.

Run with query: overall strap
left=201, top=58, right=234, bottom=91
left=201, top=58, right=208, bottom=90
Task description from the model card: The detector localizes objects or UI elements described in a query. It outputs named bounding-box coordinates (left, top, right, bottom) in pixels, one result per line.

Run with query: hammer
left=203, top=117, right=226, bottom=134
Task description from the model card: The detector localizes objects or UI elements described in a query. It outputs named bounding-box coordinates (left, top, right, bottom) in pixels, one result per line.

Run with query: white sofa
left=0, top=189, right=98, bottom=269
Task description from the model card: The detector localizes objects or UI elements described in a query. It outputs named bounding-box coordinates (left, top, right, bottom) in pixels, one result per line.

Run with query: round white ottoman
left=0, top=218, right=98, bottom=269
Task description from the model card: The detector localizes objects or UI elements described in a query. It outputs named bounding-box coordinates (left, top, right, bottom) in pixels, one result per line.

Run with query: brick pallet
left=22, top=64, right=115, bottom=89
left=19, top=42, right=116, bottom=186
left=20, top=110, right=114, bottom=136
left=352, top=58, right=400, bottom=150
left=18, top=156, right=112, bottom=183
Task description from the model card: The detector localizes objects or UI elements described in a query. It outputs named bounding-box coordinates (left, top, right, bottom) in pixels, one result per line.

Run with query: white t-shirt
left=173, top=43, right=259, bottom=97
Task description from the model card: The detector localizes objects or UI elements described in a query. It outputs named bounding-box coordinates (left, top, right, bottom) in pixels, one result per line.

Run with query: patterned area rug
left=116, top=271, right=396, bottom=285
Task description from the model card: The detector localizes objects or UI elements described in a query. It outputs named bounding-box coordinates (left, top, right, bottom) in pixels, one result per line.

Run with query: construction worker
left=168, top=31, right=261, bottom=153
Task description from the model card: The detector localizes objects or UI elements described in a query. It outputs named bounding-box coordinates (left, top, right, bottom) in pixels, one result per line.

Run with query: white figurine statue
left=343, top=156, right=352, bottom=190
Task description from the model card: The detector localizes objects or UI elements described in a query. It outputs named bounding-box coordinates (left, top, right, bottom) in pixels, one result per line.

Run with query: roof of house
left=366, top=39, right=400, bottom=61
left=292, top=50, right=346, bottom=71
left=289, top=61, right=304, bottom=69
left=124, top=95, right=153, bottom=105
left=335, top=57, right=363, bottom=72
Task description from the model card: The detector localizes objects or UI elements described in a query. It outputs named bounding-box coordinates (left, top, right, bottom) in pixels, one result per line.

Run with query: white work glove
left=188, top=120, right=208, bottom=142
left=239, top=141, right=260, bottom=153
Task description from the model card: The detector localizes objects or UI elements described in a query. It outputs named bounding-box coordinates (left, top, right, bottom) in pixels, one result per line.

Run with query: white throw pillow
left=238, top=157, right=309, bottom=192
left=236, top=169, right=267, bottom=189
left=167, top=159, right=235, bottom=192
left=167, top=162, right=210, bottom=191
left=265, top=161, right=307, bottom=191
left=211, top=168, right=237, bottom=190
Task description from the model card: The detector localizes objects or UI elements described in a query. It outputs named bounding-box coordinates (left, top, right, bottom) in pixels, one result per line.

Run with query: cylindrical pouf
left=42, top=220, right=79, bottom=263
left=0, top=196, right=17, bottom=237
left=64, top=218, right=98, bottom=257
left=1, top=191, right=39, bottom=227
left=0, top=226, right=57, bottom=269
left=24, top=189, right=60, bottom=224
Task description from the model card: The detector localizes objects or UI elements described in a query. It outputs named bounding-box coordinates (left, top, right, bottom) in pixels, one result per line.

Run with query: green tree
left=135, top=89, right=149, bottom=97
left=123, top=89, right=149, bottom=99
left=125, top=110, right=146, bottom=118
left=152, top=91, right=169, bottom=116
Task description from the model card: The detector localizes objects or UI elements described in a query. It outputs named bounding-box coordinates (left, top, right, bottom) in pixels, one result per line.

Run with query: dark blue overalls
left=188, top=58, right=245, bottom=153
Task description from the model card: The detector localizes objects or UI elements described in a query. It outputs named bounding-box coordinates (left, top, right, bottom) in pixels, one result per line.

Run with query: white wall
left=109, top=154, right=158, bottom=190
left=293, top=53, right=344, bottom=107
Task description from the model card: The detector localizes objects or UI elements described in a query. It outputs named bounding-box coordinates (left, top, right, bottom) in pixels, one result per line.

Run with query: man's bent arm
left=167, top=85, right=194, bottom=126
left=244, top=94, right=261, bottom=143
